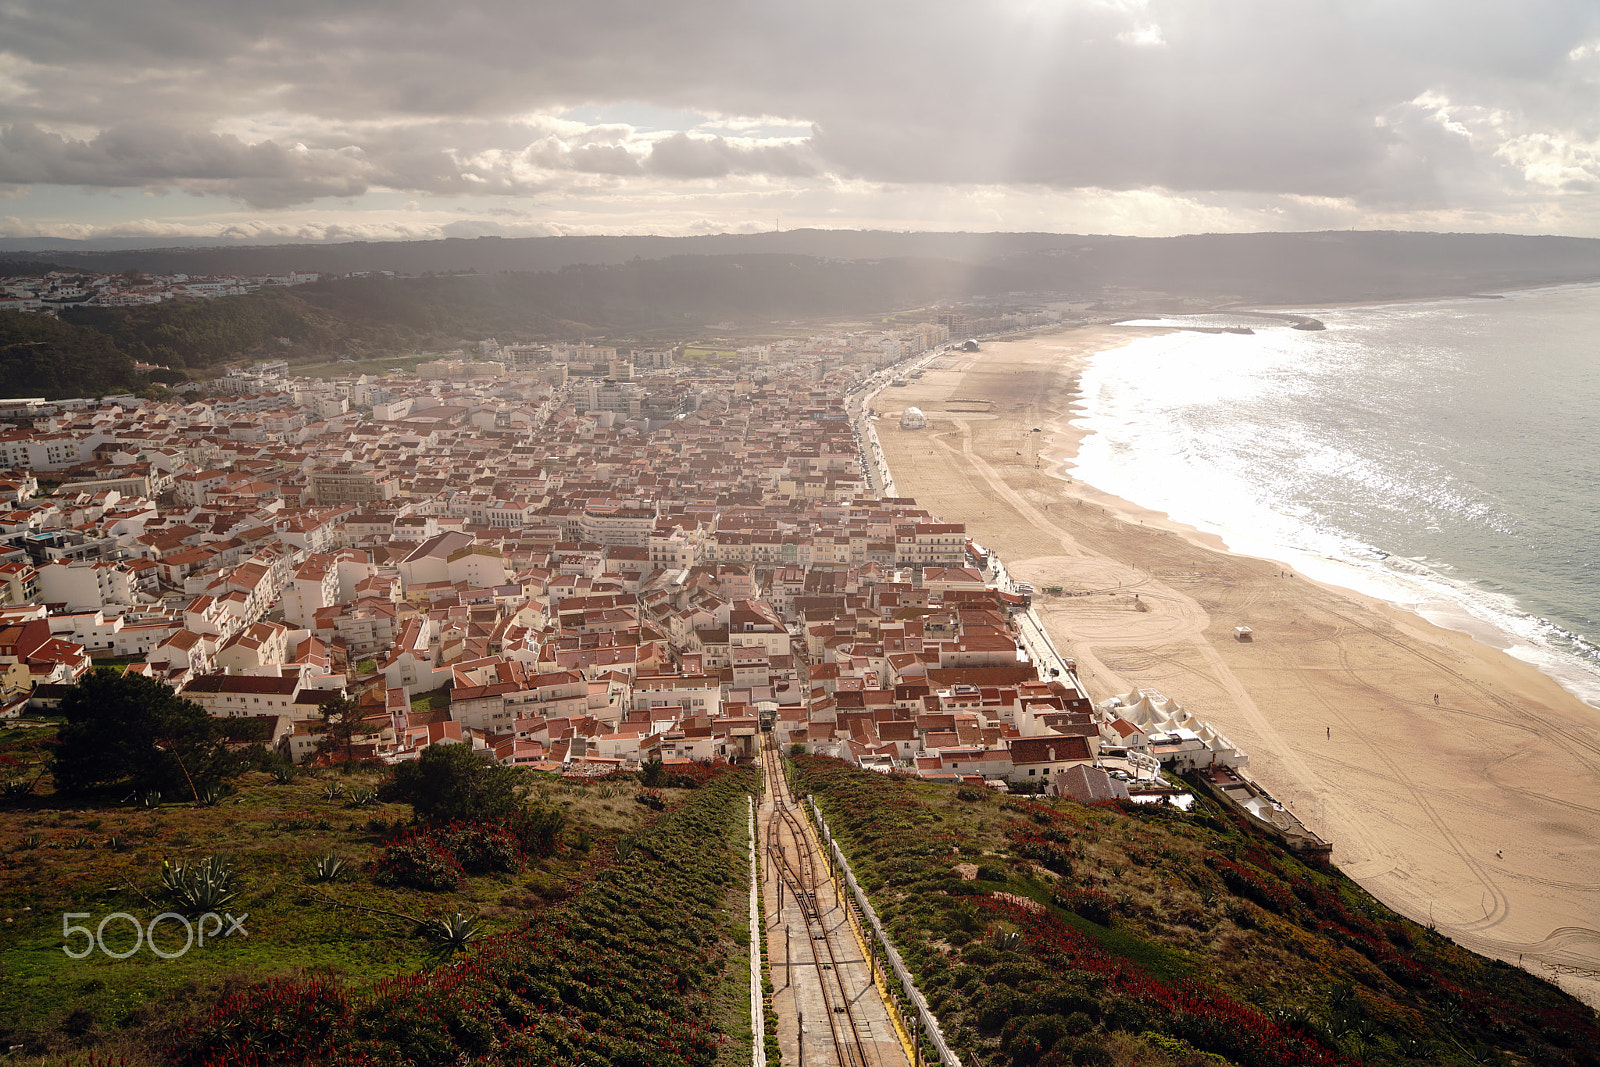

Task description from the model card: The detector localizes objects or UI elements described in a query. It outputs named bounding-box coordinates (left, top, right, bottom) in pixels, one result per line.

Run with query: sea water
left=1071, top=286, right=1600, bottom=706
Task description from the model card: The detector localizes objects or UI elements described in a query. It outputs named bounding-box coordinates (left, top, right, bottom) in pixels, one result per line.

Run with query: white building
left=35, top=559, right=136, bottom=612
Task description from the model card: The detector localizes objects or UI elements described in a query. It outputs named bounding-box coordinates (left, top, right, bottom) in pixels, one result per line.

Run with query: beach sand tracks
left=1320, top=638, right=1512, bottom=933
left=1330, top=604, right=1600, bottom=782
left=916, top=423, right=1012, bottom=512
left=1010, top=554, right=1144, bottom=596
left=1036, top=590, right=1201, bottom=646
left=904, top=418, right=1068, bottom=559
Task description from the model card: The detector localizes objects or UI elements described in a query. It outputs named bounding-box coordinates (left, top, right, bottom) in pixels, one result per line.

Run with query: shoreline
left=1064, top=317, right=1600, bottom=713
left=875, top=326, right=1600, bottom=1006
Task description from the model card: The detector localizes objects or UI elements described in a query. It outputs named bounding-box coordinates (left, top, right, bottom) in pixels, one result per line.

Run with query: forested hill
left=59, top=274, right=572, bottom=372
left=0, top=255, right=1005, bottom=396
left=11, top=229, right=1600, bottom=305
left=0, top=310, right=138, bottom=399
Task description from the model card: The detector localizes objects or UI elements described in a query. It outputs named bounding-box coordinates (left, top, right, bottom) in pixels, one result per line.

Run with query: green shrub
left=639, top=757, right=667, bottom=788
left=434, top=824, right=521, bottom=874
left=508, top=806, right=565, bottom=858
left=1055, top=886, right=1117, bottom=926
left=389, top=744, right=523, bottom=821
left=373, top=835, right=463, bottom=891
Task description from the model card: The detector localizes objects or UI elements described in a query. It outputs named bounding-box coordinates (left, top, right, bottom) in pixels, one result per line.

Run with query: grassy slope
left=793, top=756, right=1600, bottom=1067
left=0, top=767, right=703, bottom=1063
left=170, top=765, right=758, bottom=1066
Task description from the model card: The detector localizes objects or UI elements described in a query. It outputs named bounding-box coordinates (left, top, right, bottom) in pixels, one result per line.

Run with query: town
left=0, top=321, right=1293, bottom=827
left=1, top=268, right=325, bottom=312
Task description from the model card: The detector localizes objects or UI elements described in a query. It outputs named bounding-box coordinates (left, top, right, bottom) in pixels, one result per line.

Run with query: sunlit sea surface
left=1071, top=286, right=1600, bottom=706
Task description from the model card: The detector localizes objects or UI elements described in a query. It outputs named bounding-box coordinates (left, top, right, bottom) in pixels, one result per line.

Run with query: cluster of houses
left=0, top=324, right=1254, bottom=801
left=0, top=269, right=322, bottom=312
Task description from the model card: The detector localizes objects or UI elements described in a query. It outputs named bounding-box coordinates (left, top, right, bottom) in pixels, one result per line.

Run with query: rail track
left=761, top=733, right=905, bottom=1067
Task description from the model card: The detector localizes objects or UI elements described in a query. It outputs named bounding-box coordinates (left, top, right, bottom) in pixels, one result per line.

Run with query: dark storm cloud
left=3, top=0, right=1600, bottom=209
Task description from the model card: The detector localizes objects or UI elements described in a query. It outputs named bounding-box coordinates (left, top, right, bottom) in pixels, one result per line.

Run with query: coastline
left=1069, top=305, right=1600, bottom=713
left=875, top=326, right=1600, bottom=1006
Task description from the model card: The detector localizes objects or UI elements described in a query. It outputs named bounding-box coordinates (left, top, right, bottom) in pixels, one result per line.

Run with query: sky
left=4, top=0, right=1600, bottom=246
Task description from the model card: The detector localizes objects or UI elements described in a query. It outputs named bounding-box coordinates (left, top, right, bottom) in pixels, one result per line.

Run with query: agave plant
left=1398, top=1035, right=1435, bottom=1059
left=416, top=911, right=485, bottom=958
left=321, top=782, right=346, bottom=801
left=105, top=834, right=128, bottom=851
left=138, top=790, right=162, bottom=810
left=345, top=788, right=378, bottom=809
left=161, top=854, right=238, bottom=912
left=2, top=778, right=33, bottom=800
left=308, top=853, right=348, bottom=883
left=272, top=763, right=298, bottom=785
left=988, top=929, right=1022, bottom=952
left=195, top=785, right=224, bottom=807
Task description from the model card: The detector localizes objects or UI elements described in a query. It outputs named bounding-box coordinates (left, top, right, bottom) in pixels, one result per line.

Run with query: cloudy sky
left=4, top=0, right=1600, bottom=244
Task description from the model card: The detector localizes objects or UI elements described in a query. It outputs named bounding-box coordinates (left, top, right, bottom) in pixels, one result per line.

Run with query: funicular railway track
left=761, top=733, right=903, bottom=1067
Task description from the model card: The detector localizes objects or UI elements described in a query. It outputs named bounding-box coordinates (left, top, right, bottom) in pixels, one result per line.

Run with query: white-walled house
left=35, top=559, right=137, bottom=612
left=181, top=671, right=307, bottom=718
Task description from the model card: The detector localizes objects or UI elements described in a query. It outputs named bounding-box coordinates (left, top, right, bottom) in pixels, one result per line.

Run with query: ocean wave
left=1073, top=299, right=1600, bottom=709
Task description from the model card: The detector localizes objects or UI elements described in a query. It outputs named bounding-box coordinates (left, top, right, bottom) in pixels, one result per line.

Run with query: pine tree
left=54, top=670, right=242, bottom=799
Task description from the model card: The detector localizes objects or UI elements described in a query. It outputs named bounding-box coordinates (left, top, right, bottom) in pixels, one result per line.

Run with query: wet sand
left=873, top=327, right=1600, bottom=1006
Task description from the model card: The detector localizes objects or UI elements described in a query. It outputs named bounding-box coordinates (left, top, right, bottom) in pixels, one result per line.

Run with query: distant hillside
left=0, top=312, right=139, bottom=399
left=11, top=230, right=1600, bottom=305
left=59, top=276, right=568, bottom=371
left=44, top=256, right=1005, bottom=376
left=10, top=230, right=1600, bottom=397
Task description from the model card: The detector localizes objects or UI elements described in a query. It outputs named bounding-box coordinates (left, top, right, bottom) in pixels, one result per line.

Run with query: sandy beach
left=872, top=327, right=1600, bottom=1006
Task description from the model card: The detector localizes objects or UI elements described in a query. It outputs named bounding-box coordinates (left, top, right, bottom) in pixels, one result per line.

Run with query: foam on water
left=1069, top=288, right=1600, bottom=708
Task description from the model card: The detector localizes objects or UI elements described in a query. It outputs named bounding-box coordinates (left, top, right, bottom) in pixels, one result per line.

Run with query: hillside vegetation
left=792, top=756, right=1599, bottom=1067
left=0, top=742, right=753, bottom=1066
left=0, top=311, right=140, bottom=399
left=61, top=276, right=568, bottom=372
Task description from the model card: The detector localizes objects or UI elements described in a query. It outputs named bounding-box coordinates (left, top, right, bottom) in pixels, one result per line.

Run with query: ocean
left=1070, top=285, right=1600, bottom=707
